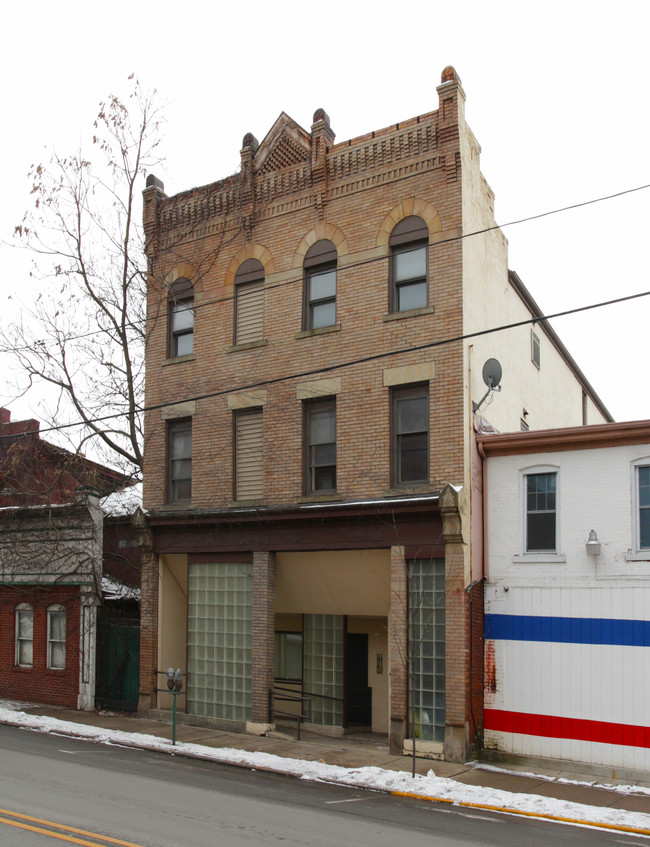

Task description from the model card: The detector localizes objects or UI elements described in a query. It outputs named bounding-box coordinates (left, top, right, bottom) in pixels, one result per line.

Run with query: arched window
left=234, top=259, right=265, bottom=345
left=389, top=216, right=429, bottom=313
left=15, top=603, right=33, bottom=668
left=47, top=604, right=66, bottom=670
left=303, top=240, right=337, bottom=330
left=167, top=278, right=194, bottom=357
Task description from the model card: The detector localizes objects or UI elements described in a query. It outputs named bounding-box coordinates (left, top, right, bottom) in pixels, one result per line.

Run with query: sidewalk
left=3, top=702, right=650, bottom=828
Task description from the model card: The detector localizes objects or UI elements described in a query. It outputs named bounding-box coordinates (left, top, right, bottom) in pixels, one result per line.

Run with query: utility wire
left=3, top=182, right=649, bottom=353
left=3, top=285, right=648, bottom=442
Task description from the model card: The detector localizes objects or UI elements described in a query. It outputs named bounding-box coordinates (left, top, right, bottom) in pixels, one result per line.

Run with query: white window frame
left=15, top=603, right=33, bottom=667
left=513, top=465, right=565, bottom=563
left=47, top=604, right=66, bottom=670
left=628, top=458, right=650, bottom=561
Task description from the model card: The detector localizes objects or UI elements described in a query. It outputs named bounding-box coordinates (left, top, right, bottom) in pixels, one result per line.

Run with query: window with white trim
left=15, top=604, right=33, bottom=667
left=634, top=462, right=650, bottom=553
left=525, top=471, right=557, bottom=552
left=47, top=604, right=66, bottom=670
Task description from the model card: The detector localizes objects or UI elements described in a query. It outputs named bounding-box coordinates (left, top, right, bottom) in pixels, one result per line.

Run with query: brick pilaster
left=135, top=511, right=158, bottom=714
left=251, top=550, right=275, bottom=724
left=388, top=544, right=407, bottom=754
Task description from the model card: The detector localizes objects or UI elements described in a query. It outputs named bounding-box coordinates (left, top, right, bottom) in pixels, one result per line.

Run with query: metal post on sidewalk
left=166, top=668, right=183, bottom=745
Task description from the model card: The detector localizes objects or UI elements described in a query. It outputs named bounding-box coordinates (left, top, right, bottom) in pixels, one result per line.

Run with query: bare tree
left=2, top=77, right=164, bottom=479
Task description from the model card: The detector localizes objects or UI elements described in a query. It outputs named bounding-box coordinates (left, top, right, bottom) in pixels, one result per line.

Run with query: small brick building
left=140, top=68, right=611, bottom=761
left=0, top=408, right=130, bottom=709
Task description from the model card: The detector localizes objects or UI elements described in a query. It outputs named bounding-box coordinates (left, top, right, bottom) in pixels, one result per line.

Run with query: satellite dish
left=482, top=358, right=502, bottom=390
left=473, top=358, right=503, bottom=412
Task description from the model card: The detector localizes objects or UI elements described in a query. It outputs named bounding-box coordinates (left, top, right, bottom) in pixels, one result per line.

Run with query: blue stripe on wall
left=485, top=614, right=650, bottom=646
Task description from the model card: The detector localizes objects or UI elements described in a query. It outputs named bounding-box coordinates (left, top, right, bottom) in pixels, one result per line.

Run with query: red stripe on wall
left=484, top=709, right=650, bottom=749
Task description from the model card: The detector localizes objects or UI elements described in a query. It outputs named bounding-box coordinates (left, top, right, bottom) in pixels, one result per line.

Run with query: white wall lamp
left=586, top=530, right=601, bottom=556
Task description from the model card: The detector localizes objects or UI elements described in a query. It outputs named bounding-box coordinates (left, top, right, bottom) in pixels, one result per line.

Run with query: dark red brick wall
left=0, top=585, right=81, bottom=708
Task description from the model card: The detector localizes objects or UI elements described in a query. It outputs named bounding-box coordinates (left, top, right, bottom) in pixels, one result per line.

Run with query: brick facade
left=0, top=585, right=81, bottom=708
left=141, top=68, right=604, bottom=761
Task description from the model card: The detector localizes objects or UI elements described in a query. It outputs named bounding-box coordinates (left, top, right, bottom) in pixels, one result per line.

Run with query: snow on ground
left=0, top=701, right=648, bottom=834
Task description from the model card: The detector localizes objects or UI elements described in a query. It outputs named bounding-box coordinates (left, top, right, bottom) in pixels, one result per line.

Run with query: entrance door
left=345, top=633, right=372, bottom=726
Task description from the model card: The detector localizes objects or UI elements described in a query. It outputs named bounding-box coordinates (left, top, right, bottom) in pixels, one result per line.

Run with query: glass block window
left=303, top=614, right=343, bottom=727
left=409, top=558, right=445, bottom=742
left=187, top=562, right=253, bottom=721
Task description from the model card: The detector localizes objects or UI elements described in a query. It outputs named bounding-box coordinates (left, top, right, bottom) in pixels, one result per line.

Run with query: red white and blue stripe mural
left=483, top=592, right=650, bottom=772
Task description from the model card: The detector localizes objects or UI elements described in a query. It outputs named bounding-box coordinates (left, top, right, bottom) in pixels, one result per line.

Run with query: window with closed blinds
left=234, top=260, right=264, bottom=345
left=235, top=409, right=263, bottom=500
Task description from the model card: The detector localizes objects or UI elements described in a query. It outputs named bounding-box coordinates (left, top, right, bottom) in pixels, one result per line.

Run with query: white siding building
left=478, top=421, right=650, bottom=776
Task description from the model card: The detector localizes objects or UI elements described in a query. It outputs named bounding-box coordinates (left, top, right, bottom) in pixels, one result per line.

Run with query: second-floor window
left=304, top=399, right=336, bottom=493
left=168, top=278, right=194, bottom=357
left=636, top=464, right=650, bottom=550
left=303, top=240, right=337, bottom=331
left=392, top=384, right=429, bottom=485
left=168, top=419, right=192, bottom=504
left=234, top=408, right=264, bottom=500
left=525, top=472, right=557, bottom=552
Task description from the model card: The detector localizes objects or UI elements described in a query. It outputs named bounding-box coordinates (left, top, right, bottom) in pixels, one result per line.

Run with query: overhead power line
left=3, top=182, right=649, bottom=354
left=3, top=285, right=649, bottom=442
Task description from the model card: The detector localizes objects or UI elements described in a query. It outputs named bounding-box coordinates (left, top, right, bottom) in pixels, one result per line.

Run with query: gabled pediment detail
left=255, top=112, right=311, bottom=174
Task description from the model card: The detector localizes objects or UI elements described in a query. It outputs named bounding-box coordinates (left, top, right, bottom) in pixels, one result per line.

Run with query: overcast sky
left=2, top=0, right=649, bottom=429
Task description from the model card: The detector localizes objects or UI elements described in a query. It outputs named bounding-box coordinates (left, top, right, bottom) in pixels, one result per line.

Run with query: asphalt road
left=0, top=724, right=645, bottom=847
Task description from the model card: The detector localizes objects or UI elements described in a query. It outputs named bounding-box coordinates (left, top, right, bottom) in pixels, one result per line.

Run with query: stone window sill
left=383, top=306, right=435, bottom=323
left=296, top=324, right=342, bottom=339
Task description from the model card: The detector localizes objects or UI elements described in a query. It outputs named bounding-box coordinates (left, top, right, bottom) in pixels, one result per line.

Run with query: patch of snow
left=0, top=702, right=648, bottom=833
left=101, top=484, right=142, bottom=516
left=476, top=762, right=650, bottom=796
left=101, top=576, right=140, bottom=601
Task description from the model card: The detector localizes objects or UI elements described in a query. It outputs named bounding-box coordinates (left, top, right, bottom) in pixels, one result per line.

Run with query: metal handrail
left=268, top=686, right=312, bottom=740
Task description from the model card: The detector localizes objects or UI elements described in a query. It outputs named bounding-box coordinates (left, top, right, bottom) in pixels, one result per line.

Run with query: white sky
left=1, top=0, right=649, bottom=427
left=1, top=702, right=649, bottom=833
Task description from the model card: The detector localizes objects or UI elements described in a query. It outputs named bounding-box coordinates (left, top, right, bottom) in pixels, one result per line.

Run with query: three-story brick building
left=140, top=68, right=610, bottom=761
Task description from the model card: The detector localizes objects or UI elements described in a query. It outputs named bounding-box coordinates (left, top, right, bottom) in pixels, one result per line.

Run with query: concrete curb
left=3, top=715, right=649, bottom=836
left=392, top=790, right=650, bottom=836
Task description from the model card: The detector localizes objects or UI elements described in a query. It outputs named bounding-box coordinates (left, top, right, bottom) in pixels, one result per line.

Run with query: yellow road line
left=391, top=791, right=650, bottom=837
left=0, top=807, right=147, bottom=847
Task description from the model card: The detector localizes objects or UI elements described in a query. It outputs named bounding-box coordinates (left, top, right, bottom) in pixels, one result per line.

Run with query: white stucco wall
left=459, top=118, right=608, bottom=436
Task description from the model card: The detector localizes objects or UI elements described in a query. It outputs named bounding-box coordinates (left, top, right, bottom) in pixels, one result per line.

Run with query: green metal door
left=95, top=616, right=140, bottom=712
